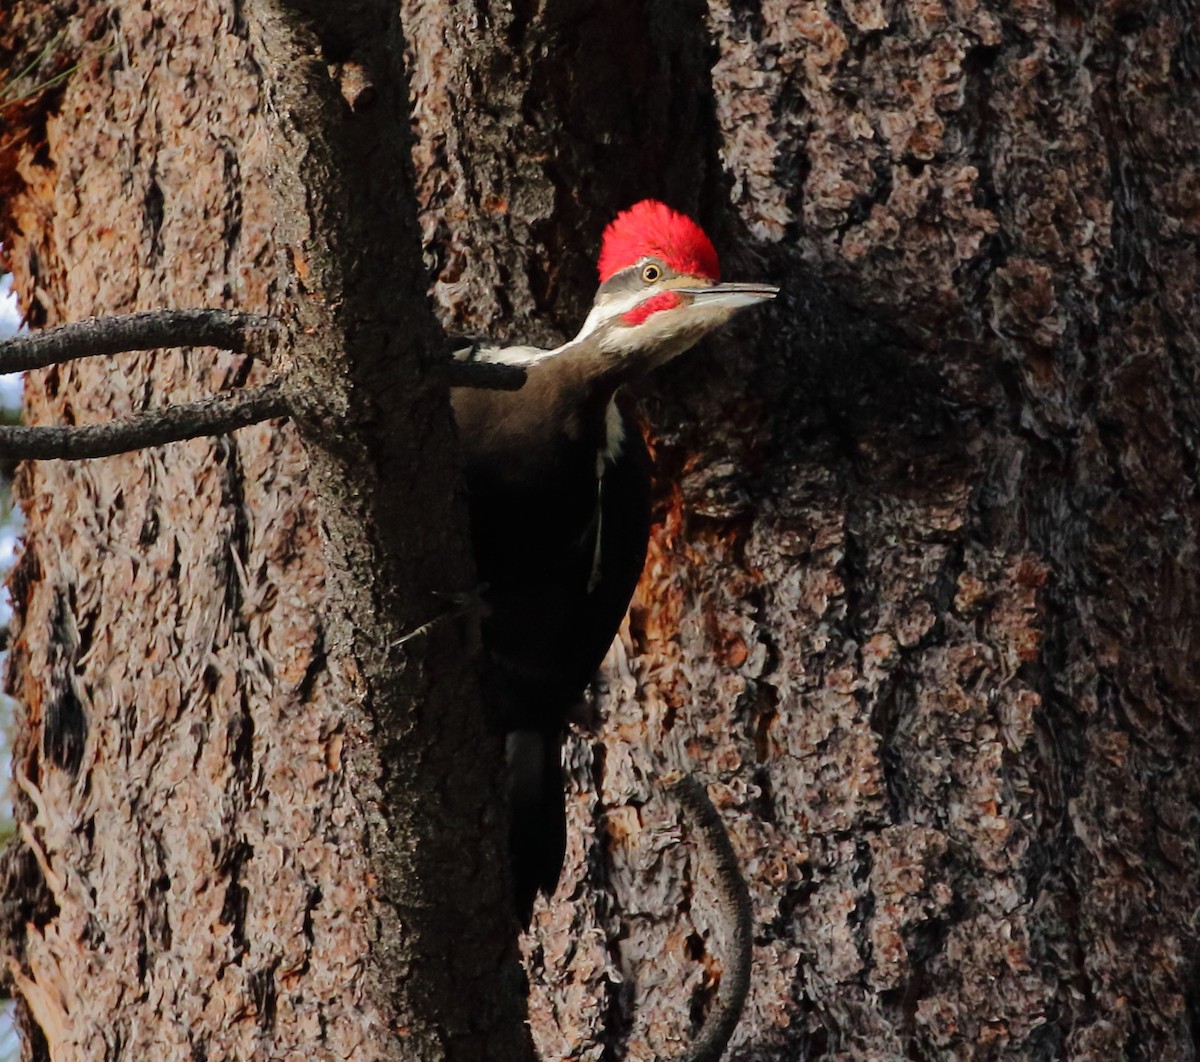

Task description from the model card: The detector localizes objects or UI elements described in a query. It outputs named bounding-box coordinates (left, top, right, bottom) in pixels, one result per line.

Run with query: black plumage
left=453, top=373, right=650, bottom=921
left=447, top=199, right=777, bottom=923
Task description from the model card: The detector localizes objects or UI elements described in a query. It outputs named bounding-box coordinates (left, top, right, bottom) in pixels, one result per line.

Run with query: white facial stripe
left=584, top=400, right=626, bottom=595
left=587, top=475, right=603, bottom=593
left=596, top=296, right=738, bottom=360
left=576, top=288, right=654, bottom=342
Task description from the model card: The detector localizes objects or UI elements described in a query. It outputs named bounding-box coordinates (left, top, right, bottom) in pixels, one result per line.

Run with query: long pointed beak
left=676, top=282, right=780, bottom=312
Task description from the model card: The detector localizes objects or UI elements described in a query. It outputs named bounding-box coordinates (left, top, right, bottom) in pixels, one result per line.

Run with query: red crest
left=597, top=200, right=720, bottom=283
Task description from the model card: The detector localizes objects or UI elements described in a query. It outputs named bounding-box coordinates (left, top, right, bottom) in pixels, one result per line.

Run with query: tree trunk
left=0, top=2, right=530, bottom=1059
left=400, top=3, right=1200, bottom=1059
left=2, top=0, right=1199, bottom=1060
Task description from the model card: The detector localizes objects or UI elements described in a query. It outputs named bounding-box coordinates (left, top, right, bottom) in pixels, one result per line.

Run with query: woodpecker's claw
left=431, top=583, right=490, bottom=606
left=393, top=584, right=491, bottom=648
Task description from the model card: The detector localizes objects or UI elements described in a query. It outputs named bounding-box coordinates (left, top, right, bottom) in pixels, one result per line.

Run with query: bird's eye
left=641, top=263, right=662, bottom=283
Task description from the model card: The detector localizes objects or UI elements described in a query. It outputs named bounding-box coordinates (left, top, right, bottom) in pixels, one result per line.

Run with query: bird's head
left=576, top=199, right=778, bottom=373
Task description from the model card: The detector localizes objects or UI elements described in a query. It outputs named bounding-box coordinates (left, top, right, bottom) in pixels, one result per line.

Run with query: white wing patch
left=587, top=475, right=604, bottom=594
left=588, top=399, right=625, bottom=594
left=603, top=399, right=626, bottom=462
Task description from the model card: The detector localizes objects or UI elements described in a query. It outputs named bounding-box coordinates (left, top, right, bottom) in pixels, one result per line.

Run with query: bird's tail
left=505, top=728, right=567, bottom=925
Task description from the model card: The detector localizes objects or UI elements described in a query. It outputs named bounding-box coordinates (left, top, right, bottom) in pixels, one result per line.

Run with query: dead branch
left=663, top=773, right=754, bottom=1062
left=434, top=359, right=527, bottom=391
left=0, top=309, right=526, bottom=390
left=0, top=309, right=277, bottom=375
left=0, top=308, right=523, bottom=462
left=0, top=382, right=289, bottom=461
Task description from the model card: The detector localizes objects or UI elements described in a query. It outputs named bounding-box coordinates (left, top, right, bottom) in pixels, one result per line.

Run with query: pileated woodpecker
left=450, top=200, right=777, bottom=922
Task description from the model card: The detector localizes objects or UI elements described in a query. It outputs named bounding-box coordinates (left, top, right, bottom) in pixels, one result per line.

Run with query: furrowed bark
left=2, top=0, right=1196, bottom=1058
left=397, top=7, right=740, bottom=1057
left=401, top=2, right=1200, bottom=1058
left=0, top=1, right=531, bottom=1059
left=246, top=2, right=533, bottom=1058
